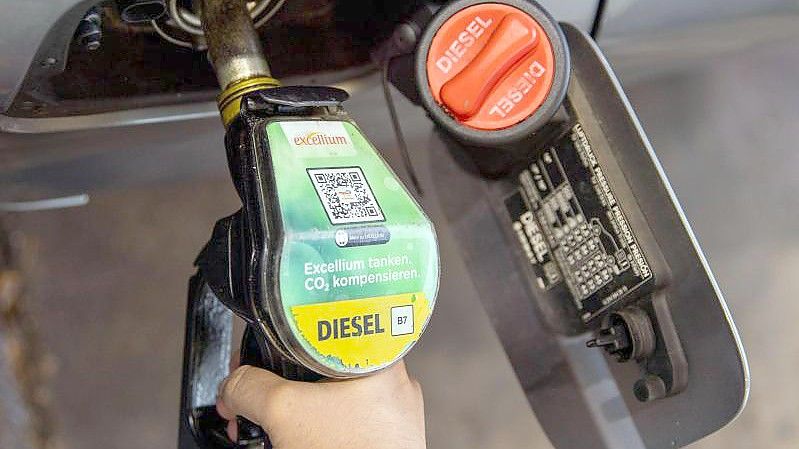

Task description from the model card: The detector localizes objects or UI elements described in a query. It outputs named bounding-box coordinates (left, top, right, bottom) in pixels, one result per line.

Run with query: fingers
left=215, top=361, right=427, bottom=449
left=216, top=397, right=234, bottom=420
left=217, top=365, right=289, bottom=428
left=216, top=361, right=422, bottom=431
left=226, top=419, right=237, bottom=442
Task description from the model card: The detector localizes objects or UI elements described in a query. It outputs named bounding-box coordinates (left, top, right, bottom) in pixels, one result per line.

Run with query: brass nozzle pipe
left=201, top=0, right=272, bottom=90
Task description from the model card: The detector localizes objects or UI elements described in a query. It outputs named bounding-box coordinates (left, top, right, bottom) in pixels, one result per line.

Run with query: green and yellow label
left=268, top=120, right=439, bottom=374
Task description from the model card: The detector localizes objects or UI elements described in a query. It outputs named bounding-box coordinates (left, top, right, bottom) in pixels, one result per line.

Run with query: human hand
left=216, top=360, right=426, bottom=449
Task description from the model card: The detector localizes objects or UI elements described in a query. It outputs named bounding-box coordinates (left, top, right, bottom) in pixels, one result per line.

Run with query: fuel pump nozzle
left=179, top=2, right=440, bottom=448
left=201, top=0, right=279, bottom=126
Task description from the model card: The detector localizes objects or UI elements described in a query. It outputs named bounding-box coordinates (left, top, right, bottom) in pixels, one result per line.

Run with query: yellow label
left=291, top=292, right=430, bottom=368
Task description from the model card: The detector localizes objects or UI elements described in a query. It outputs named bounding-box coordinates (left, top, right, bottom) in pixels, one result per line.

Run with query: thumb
left=217, top=365, right=291, bottom=429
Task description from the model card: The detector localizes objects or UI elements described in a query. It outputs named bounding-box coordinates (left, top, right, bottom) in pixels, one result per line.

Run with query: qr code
left=307, top=167, right=385, bottom=224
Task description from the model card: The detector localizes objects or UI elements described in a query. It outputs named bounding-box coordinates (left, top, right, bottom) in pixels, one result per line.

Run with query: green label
left=267, top=120, right=439, bottom=374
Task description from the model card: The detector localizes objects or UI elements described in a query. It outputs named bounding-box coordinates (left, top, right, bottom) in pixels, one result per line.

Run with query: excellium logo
left=294, top=131, right=349, bottom=146
left=280, top=121, right=354, bottom=155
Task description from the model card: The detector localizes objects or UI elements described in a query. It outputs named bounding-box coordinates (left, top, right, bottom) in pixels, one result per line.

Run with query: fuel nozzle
left=200, top=0, right=280, bottom=126
left=181, top=4, right=440, bottom=449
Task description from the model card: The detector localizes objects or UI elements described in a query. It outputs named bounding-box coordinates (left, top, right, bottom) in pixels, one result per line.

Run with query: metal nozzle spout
left=201, top=0, right=272, bottom=90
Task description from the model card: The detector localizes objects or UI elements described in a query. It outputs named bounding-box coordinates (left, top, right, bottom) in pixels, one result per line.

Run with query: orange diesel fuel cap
left=426, top=3, right=555, bottom=130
